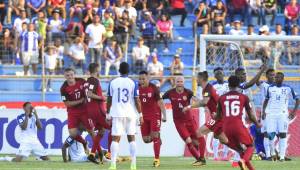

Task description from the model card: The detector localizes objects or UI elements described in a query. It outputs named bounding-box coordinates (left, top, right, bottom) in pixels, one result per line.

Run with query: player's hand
left=262, top=112, right=266, bottom=120
left=182, top=106, right=190, bottom=113
left=139, top=115, right=144, bottom=126
left=288, top=111, right=296, bottom=120
left=256, top=122, right=262, bottom=128
left=260, top=64, right=268, bottom=72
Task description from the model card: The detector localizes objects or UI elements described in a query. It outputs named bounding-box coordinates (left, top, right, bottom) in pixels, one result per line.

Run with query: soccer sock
left=242, top=146, right=254, bottom=162
left=129, top=141, right=137, bottom=165
left=245, top=161, right=255, bottom=170
left=279, top=137, right=287, bottom=159
left=264, top=137, right=271, bottom=158
left=91, top=133, right=102, bottom=154
left=108, top=132, right=112, bottom=153
left=153, top=137, right=161, bottom=159
left=187, top=143, right=200, bottom=160
left=198, top=136, right=206, bottom=158
left=74, top=135, right=86, bottom=145
left=270, top=138, right=275, bottom=156
left=223, top=145, right=229, bottom=159
left=212, top=138, right=219, bottom=159
left=110, top=141, right=119, bottom=165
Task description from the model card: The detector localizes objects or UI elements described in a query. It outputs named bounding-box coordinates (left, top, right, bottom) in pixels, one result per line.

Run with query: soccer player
left=0, top=102, right=49, bottom=162
left=211, top=67, right=229, bottom=161
left=256, top=68, right=276, bottom=160
left=62, top=135, right=89, bottom=163
left=60, top=68, right=96, bottom=161
left=85, top=63, right=111, bottom=163
left=162, top=76, right=205, bottom=166
left=138, top=70, right=167, bottom=167
left=262, top=72, right=300, bottom=161
left=216, top=75, right=261, bottom=170
left=106, top=62, right=142, bottom=170
left=182, top=71, right=228, bottom=164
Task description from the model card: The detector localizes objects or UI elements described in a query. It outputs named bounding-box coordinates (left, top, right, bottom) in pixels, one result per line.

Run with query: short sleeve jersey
left=139, top=83, right=161, bottom=119
left=85, top=77, right=105, bottom=114
left=202, top=83, right=219, bottom=115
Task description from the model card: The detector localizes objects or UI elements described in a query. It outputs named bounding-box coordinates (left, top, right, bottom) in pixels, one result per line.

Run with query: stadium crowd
left=0, top=0, right=300, bottom=77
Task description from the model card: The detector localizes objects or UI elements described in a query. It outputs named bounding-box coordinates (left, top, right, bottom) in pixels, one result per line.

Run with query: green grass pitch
left=0, top=156, right=300, bottom=170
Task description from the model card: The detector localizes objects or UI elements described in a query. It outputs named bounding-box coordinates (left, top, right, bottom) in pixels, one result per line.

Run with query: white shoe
left=163, top=48, right=169, bottom=53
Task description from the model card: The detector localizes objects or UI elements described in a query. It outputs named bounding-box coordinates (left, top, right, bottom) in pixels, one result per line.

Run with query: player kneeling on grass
left=216, top=75, right=261, bottom=170
left=0, top=102, right=49, bottom=162
left=138, top=71, right=167, bottom=167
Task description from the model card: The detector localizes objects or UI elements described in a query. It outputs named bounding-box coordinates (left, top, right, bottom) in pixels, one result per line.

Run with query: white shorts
left=16, top=140, right=47, bottom=158
left=111, top=117, right=136, bottom=136
left=22, top=51, right=39, bottom=66
left=71, top=155, right=88, bottom=162
left=261, top=119, right=267, bottom=133
left=266, top=114, right=289, bottom=133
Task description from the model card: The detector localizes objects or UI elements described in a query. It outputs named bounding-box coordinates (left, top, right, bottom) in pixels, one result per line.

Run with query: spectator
left=271, top=23, right=285, bottom=68
left=168, top=0, right=187, bottom=26
left=0, top=0, right=6, bottom=24
left=132, top=37, right=150, bottom=74
left=85, top=14, right=106, bottom=66
left=13, top=9, right=30, bottom=35
left=103, top=38, right=123, bottom=75
left=256, top=25, right=271, bottom=62
left=114, top=10, right=131, bottom=51
left=147, top=53, right=164, bottom=84
left=140, top=11, right=156, bottom=50
left=1, top=29, right=14, bottom=64
left=261, top=0, right=277, bottom=26
left=47, top=9, right=64, bottom=42
left=114, top=0, right=124, bottom=18
left=82, top=4, right=94, bottom=30
left=287, top=25, right=300, bottom=65
left=272, top=23, right=286, bottom=36
left=102, top=10, right=114, bottom=39
left=19, top=23, right=42, bottom=75
left=206, top=0, right=226, bottom=8
left=26, top=0, right=46, bottom=19
left=169, top=54, right=184, bottom=86
left=121, top=0, right=137, bottom=38
left=247, top=0, right=262, bottom=25
left=32, top=11, right=48, bottom=40
left=194, top=1, right=211, bottom=36
left=229, top=20, right=245, bottom=35
left=47, top=0, right=67, bottom=20
left=7, top=0, right=25, bottom=24
left=54, top=38, right=64, bottom=73
left=65, top=21, right=85, bottom=39
left=69, top=0, right=85, bottom=20
left=213, top=23, right=224, bottom=34
left=156, top=13, right=173, bottom=53
left=44, top=45, right=58, bottom=92
left=211, top=0, right=226, bottom=32
left=227, top=0, right=247, bottom=23
left=284, top=0, right=300, bottom=34
left=68, top=37, right=87, bottom=74
left=144, top=0, right=164, bottom=18
left=98, top=0, right=114, bottom=20
left=92, top=0, right=100, bottom=14
left=242, top=24, right=257, bottom=58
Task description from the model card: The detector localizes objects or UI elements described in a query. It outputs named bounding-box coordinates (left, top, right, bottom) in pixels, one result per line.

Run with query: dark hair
left=213, top=67, right=223, bottom=72
left=198, top=71, right=209, bottom=81
left=119, top=62, right=130, bottom=75
left=228, top=75, right=240, bottom=88
left=276, top=72, right=284, bottom=78
left=88, top=63, right=99, bottom=73
left=139, top=70, right=148, bottom=75
left=266, top=68, right=275, bottom=75
left=235, top=67, right=245, bottom=75
left=23, top=102, right=31, bottom=108
left=64, top=67, right=75, bottom=73
left=248, top=24, right=254, bottom=28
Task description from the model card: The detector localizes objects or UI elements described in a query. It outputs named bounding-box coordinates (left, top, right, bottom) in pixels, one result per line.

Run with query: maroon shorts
left=89, top=111, right=111, bottom=130
left=224, top=126, right=253, bottom=150
left=68, top=112, right=94, bottom=131
left=174, top=119, right=198, bottom=140
left=205, top=118, right=223, bottom=136
left=140, top=117, right=161, bottom=137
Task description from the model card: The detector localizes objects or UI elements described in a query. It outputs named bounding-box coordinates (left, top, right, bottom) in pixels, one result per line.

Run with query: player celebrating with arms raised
left=107, top=62, right=143, bottom=170
left=138, top=71, right=167, bottom=167
left=262, top=72, right=300, bottom=161
left=216, top=75, right=261, bottom=170
left=162, top=76, right=205, bottom=166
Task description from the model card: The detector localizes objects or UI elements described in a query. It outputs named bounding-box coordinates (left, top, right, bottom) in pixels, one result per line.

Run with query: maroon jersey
left=203, top=83, right=219, bottom=115
left=162, top=88, right=194, bottom=121
left=218, top=91, right=251, bottom=129
left=85, top=77, right=106, bottom=115
left=139, top=83, right=161, bottom=119
left=60, top=78, right=87, bottom=114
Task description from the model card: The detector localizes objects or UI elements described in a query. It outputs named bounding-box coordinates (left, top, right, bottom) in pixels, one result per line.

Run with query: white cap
left=259, top=25, right=269, bottom=32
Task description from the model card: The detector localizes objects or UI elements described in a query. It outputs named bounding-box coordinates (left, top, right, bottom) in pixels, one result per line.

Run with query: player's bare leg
left=128, top=135, right=137, bottom=170
left=110, top=136, right=121, bottom=170
left=151, top=131, right=161, bottom=167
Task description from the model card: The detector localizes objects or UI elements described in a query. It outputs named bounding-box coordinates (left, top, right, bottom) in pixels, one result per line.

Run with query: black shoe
left=285, top=157, right=292, bottom=161
left=87, top=154, right=99, bottom=164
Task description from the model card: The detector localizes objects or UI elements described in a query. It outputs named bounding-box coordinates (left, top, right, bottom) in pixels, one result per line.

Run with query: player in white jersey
left=107, top=62, right=143, bottom=170
left=62, top=136, right=88, bottom=162
left=263, top=72, right=300, bottom=161
left=256, top=68, right=275, bottom=160
left=210, top=67, right=229, bottom=161
left=0, top=102, right=49, bottom=162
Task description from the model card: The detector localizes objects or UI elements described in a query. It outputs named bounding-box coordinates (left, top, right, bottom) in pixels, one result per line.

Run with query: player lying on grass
left=216, top=75, right=261, bottom=170
left=0, top=102, right=49, bottom=162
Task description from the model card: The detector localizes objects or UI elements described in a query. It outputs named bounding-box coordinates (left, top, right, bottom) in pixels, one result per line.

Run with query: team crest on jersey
left=281, top=89, right=287, bottom=94
left=148, top=93, right=152, bottom=97
left=183, top=96, right=187, bottom=101
left=204, top=92, right=209, bottom=97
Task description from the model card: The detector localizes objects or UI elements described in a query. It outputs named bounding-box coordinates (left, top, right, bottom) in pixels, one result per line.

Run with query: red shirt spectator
left=170, top=0, right=185, bottom=9
left=231, top=0, right=247, bottom=9
left=284, top=1, right=300, bottom=20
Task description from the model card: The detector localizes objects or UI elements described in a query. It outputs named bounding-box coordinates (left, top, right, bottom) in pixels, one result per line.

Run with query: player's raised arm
left=240, top=64, right=267, bottom=89
left=289, top=87, right=300, bottom=119
left=32, top=107, right=42, bottom=130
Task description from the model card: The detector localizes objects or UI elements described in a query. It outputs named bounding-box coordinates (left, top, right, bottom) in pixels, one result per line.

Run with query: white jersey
left=211, top=81, right=229, bottom=95
left=265, top=84, right=298, bottom=115
left=258, top=81, right=272, bottom=103
left=108, top=76, right=139, bottom=118
left=17, top=113, right=38, bottom=143
left=68, top=141, right=87, bottom=162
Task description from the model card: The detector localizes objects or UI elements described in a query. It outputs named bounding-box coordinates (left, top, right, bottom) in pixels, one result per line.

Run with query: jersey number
left=118, top=88, right=129, bottom=103
left=224, top=100, right=240, bottom=117
left=75, top=91, right=81, bottom=99
left=178, top=103, right=183, bottom=109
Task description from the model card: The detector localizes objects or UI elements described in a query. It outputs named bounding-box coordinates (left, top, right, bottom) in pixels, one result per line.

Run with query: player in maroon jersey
left=162, top=76, right=205, bottom=166
left=183, top=71, right=228, bottom=164
left=138, top=71, right=167, bottom=167
left=60, top=68, right=96, bottom=163
left=85, top=63, right=112, bottom=163
left=216, top=75, right=261, bottom=170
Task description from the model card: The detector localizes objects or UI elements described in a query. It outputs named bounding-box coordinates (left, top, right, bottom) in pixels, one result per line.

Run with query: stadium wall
left=0, top=102, right=299, bottom=157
